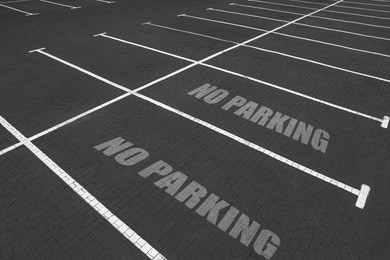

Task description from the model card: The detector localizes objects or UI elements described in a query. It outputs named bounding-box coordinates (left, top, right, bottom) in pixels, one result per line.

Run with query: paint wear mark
left=94, top=137, right=281, bottom=259
left=188, top=84, right=330, bottom=153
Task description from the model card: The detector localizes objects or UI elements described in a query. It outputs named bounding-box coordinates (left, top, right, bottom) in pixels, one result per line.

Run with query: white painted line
left=133, top=92, right=370, bottom=209
left=39, top=0, right=81, bottom=9
left=382, top=116, right=390, bottom=128
left=0, top=3, right=38, bottom=15
left=249, top=0, right=390, bottom=20
left=232, top=3, right=390, bottom=30
left=95, top=0, right=115, bottom=3
left=0, top=0, right=30, bottom=3
left=339, top=0, right=390, bottom=7
left=208, top=8, right=390, bottom=42
left=292, top=0, right=390, bottom=13
left=144, top=22, right=390, bottom=83
left=373, top=0, right=390, bottom=2
left=180, top=14, right=390, bottom=59
left=94, top=32, right=388, bottom=128
left=0, top=115, right=166, bottom=260
left=29, top=47, right=129, bottom=92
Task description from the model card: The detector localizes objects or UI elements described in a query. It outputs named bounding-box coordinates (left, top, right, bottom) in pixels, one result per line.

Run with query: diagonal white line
left=0, top=115, right=166, bottom=260
left=96, top=32, right=387, bottom=127
left=144, top=22, right=390, bottom=83
left=39, top=0, right=81, bottom=9
left=180, top=14, right=390, bottom=58
left=208, top=8, right=390, bottom=41
left=0, top=2, right=38, bottom=15
left=292, top=0, right=390, bottom=13
left=249, top=0, right=390, bottom=20
left=231, top=2, right=390, bottom=30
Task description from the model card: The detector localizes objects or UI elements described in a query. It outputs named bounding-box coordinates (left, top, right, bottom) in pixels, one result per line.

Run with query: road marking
left=95, top=32, right=389, bottom=128
left=95, top=0, right=115, bottom=3
left=208, top=8, right=390, bottom=42
left=25, top=47, right=372, bottom=209
left=0, top=2, right=38, bottom=15
left=292, top=0, right=390, bottom=13
left=231, top=2, right=390, bottom=29
left=340, top=0, right=390, bottom=7
left=0, top=115, right=166, bottom=260
left=180, top=14, right=390, bottom=58
left=39, top=0, right=81, bottom=9
left=133, top=92, right=371, bottom=209
left=0, top=0, right=30, bottom=3
left=249, top=0, right=390, bottom=20
left=144, top=22, right=390, bottom=83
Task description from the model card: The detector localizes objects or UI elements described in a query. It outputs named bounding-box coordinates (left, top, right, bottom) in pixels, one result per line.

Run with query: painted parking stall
left=2, top=0, right=390, bottom=259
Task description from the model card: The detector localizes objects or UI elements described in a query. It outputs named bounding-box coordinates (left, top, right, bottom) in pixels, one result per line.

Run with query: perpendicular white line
left=232, top=3, right=390, bottom=30
left=180, top=14, right=390, bottom=59
left=39, top=0, right=81, bottom=9
left=292, top=0, right=390, bottom=13
left=29, top=48, right=130, bottom=92
left=208, top=8, right=390, bottom=42
left=0, top=3, right=37, bottom=15
left=144, top=22, right=390, bottom=83
left=133, top=92, right=369, bottom=209
left=249, top=0, right=390, bottom=20
left=0, top=115, right=166, bottom=260
left=96, top=33, right=387, bottom=127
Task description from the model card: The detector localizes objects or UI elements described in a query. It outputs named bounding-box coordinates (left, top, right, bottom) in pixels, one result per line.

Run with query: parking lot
left=1, top=0, right=390, bottom=259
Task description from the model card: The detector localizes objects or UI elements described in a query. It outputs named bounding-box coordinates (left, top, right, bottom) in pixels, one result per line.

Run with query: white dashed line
left=0, top=115, right=166, bottom=260
left=39, top=0, right=81, bottom=9
left=208, top=8, right=390, bottom=41
left=180, top=14, right=390, bottom=59
left=231, top=2, right=390, bottom=29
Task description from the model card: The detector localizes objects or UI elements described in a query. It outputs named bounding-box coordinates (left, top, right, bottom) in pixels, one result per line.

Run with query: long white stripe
left=292, top=0, right=390, bottom=13
left=232, top=3, right=390, bottom=29
left=132, top=92, right=370, bottom=209
left=209, top=8, right=390, bottom=41
left=145, top=22, right=390, bottom=83
left=249, top=0, right=390, bottom=20
left=341, top=0, right=390, bottom=7
left=0, top=115, right=166, bottom=260
left=95, top=0, right=115, bottom=3
left=0, top=3, right=38, bottom=15
left=180, top=14, right=390, bottom=58
left=95, top=33, right=387, bottom=127
left=0, top=0, right=30, bottom=3
left=39, top=0, right=81, bottom=9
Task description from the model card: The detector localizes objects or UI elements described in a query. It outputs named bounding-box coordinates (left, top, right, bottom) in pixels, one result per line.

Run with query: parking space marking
left=95, top=32, right=389, bottom=128
left=232, top=3, right=390, bottom=29
left=292, top=0, right=390, bottom=13
left=180, top=14, right=390, bottom=58
left=144, top=22, right=390, bottom=83
left=0, top=115, right=166, bottom=260
left=95, top=0, right=115, bottom=3
left=250, top=0, right=390, bottom=20
left=132, top=92, right=371, bottom=209
left=0, top=0, right=30, bottom=3
left=39, top=0, right=81, bottom=9
left=209, top=8, right=390, bottom=41
left=0, top=2, right=38, bottom=15
left=342, top=0, right=390, bottom=7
